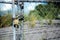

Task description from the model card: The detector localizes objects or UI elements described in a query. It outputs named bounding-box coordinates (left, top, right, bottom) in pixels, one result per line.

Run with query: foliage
left=29, top=3, right=60, bottom=25
left=24, top=3, right=60, bottom=27
left=29, top=10, right=42, bottom=20
left=0, top=13, right=12, bottom=28
left=24, top=14, right=37, bottom=27
left=28, top=14, right=37, bottom=27
left=24, top=14, right=29, bottom=22
left=35, top=3, right=59, bottom=19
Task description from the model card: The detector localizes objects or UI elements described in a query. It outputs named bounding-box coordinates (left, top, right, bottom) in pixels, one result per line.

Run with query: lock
left=18, top=15, right=24, bottom=21
left=12, top=15, right=24, bottom=28
left=19, top=2, right=24, bottom=9
left=20, top=4, right=24, bottom=9
left=13, top=18, right=19, bottom=28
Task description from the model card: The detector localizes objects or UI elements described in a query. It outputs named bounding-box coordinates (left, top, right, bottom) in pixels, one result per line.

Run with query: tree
left=35, top=3, right=59, bottom=19
left=28, top=3, right=60, bottom=25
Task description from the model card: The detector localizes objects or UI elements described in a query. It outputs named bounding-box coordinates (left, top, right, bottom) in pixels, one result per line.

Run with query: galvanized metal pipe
left=12, top=0, right=16, bottom=40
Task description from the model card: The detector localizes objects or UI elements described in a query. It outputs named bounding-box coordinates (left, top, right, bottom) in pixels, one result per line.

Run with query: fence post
left=12, top=0, right=16, bottom=40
